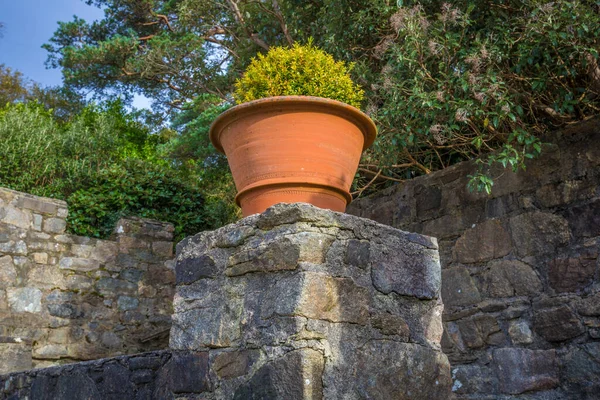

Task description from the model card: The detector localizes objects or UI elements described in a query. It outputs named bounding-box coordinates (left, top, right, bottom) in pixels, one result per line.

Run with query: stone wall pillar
left=170, top=203, right=452, bottom=399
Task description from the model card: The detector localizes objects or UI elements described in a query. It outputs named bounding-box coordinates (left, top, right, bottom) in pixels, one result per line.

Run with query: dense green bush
left=67, top=161, right=206, bottom=240
left=234, top=41, right=364, bottom=108
left=0, top=101, right=207, bottom=241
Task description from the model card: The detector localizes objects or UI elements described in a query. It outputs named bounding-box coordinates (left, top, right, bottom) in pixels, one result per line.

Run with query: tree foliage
left=0, top=64, right=86, bottom=120
left=163, top=94, right=241, bottom=228
left=67, top=160, right=206, bottom=239
left=0, top=65, right=29, bottom=104
left=45, top=0, right=600, bottom=197
left=363, top=1, right=600, bottom=193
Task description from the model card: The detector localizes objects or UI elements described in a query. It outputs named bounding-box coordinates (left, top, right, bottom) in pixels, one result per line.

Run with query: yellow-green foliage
left=234, top=41, right=364, bottom=108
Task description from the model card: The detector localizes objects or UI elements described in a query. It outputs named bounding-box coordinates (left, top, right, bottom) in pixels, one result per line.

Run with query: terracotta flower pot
left=209, top=96, right=377, bottom=216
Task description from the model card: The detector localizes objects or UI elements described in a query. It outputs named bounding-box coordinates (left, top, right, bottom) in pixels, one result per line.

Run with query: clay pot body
left=209, top=96, right=377, bottom=216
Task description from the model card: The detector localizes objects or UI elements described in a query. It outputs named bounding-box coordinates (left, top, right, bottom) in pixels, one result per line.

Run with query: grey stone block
left=154, top=352, right=210, bottom=396
left=54, top=371, right=101, bottom=400
left=233, top=348, right=323, bottom=400
left=0, top=341, right=32, bottom=374
left=170, top=203, right=450, bottom=399
left=117, top=295, right=139, bottom=311
left=493, top=348, right=559, bottom=394
left=43, top=217, right=67, bottom=234
left=442, top=267, right=481, bottom=307
left=58, top=257, right=100, bottom=272
left=7, top=287, right=42, bottom=313
left=0, top=255, right=17, bottom=288
left=534, top=305, right=585, bottom=342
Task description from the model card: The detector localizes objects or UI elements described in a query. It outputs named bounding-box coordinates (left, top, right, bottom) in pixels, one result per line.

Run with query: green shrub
left=0, top=101, right=162, bottom=198
left=234, top=41, right=364, bottom=108
left=0, top=103, right=62, bottom=195
left=67, top=161, right=206, bottom=241
left=354, top=1, right=600, bottom=194
left=0, top=101, right=207, bottom=241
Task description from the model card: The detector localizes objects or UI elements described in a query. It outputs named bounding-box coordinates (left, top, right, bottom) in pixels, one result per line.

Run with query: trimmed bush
left=234, top=41, right=364, bottom=108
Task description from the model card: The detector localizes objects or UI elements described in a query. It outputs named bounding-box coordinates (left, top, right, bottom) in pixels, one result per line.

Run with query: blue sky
left=0, top=0, right=151, bottom=109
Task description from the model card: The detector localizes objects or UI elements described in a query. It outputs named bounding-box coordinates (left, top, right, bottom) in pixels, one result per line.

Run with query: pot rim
left=209, top=95, right=378, bottom=154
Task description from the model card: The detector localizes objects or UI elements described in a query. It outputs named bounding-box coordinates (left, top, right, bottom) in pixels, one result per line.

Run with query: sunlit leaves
left=43, top=0, right=600, bottom=200
left=234, top=41, right=364, bottom=108
left=0, top=102, right=207, bottom=240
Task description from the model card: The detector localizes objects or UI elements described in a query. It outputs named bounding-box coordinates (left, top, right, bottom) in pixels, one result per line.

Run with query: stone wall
left=1, top=203, right=452, bottom=399
left=0, top=350, right=174, bottom=399
left=347, top=118, right=600, bottom=398
left=0, top=349, right=222, bottom=399
left=170, top=203, right=451, bottom=399
left=0, top=187, right=175, bottom=372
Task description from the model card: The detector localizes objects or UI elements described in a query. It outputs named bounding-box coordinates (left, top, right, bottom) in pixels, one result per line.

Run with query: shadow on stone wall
left=348, top=117, right=600, bottom=399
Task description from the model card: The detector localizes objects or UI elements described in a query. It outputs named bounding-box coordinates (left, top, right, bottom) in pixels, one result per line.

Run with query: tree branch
left=225, top=0, right=270, bottom=50
left=357, top=168, right=405, bottom=182
left=153, top=13, right=175, bottom=32
left=271, top=0, right=293, bottom=46
left=403, top=149, right=431, bottom=174
left=139, top=21, right=160, bottom=27
left=352, top=169, right=381, bottom=197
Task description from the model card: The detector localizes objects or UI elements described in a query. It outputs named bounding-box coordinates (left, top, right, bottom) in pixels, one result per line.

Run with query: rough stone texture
left=493, top=348, right=559, bottom=394
left=0, top=187, right=175, bottom=371
left=324, top=341, right=450, bottom=400
left=442, top=267, right=481, bottom=307
left=548, top=254, right=597, bottom=293
left=348, top=118, right=600, bottom=399
left=233, top=348, right=324, bottom=400
left=0, top=347, right=347, bottom=400
left=0, top=256, right=17, bottom=288
left=577, top=293, right=600, bottom=316
left=508, top=320, right=533, bottom=345
left=169, top=203, right=451, bottom=399
left=7, top=288, right=42, bottom=313
left=0, top=338, right=32, bottom=375
left=453, top=219, right=511, bottom=263
left=533, top=304, right=585, bottom=342
left=212, top=349, right=259, bottom=379
left=561, top=342, right=600, bottom=397
left=481, top=260, right=542, bottom=298
left=370, top=233, right=441, bottom=299
left=509, top=211, right=570, bottom=257
left=154, top=351, right=210, bottom=396
left=1, top=204, right=451, bottom=399
left=450, top=364, right=499, bottom=396
left=0, top=350, right=172, bottom=399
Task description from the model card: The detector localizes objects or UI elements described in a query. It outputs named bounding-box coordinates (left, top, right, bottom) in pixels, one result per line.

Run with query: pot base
left=236, top=183, right=348, bottom=216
